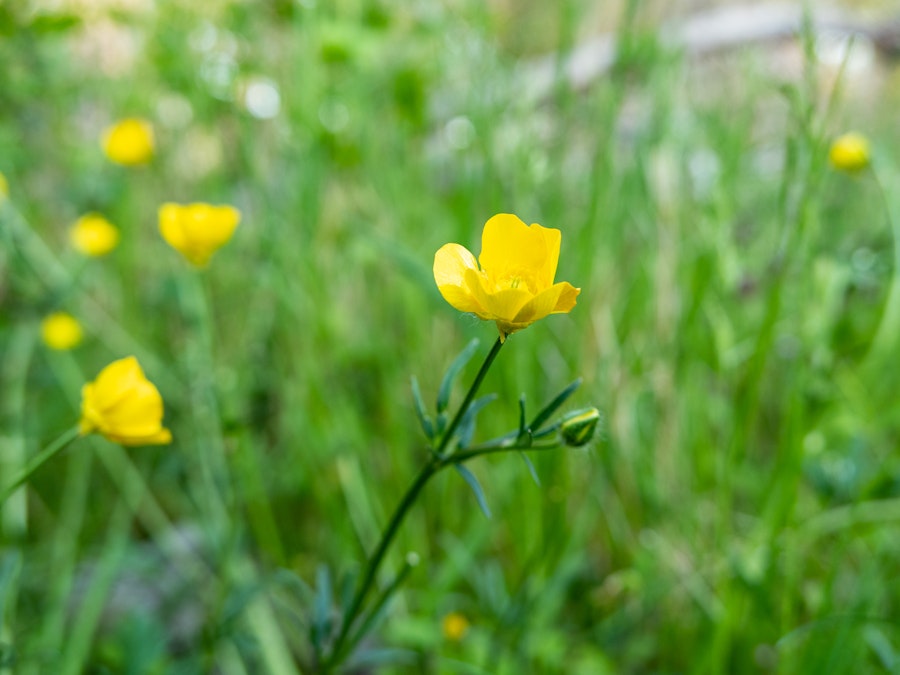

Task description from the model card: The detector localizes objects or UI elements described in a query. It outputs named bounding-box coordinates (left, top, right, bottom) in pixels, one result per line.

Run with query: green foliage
left=3, top=0, right=900, bottom=673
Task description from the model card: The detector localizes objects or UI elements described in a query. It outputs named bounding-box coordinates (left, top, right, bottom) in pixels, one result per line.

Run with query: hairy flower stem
left=0, top=426, right=80, bottom=505
left=325, top=337, right=504, bottom=669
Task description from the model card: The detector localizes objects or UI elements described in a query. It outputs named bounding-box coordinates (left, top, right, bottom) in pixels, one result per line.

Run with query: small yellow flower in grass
left=829, top=132, right=870, bottom=173
left=441, top=612, right=469, bottom=642
left=70, top=213, right=119, bottom=256
left=0, top=171, right=8, bottom=199
left=102, top=118, right=155, bottom=166
left=80, top=356, right=172, bottom=446
left=41, top=312, right=83, bottom=351
left=434, top=213, right=580, bottom=340
left=159, top=202, right=241, bottom=267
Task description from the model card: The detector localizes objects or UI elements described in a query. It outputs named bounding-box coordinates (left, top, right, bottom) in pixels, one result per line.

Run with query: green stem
left=343, top=554, right=419, bottom=661
left=327, top=459, right=438, bottom=668
left=436, top=336, right=504, bottom=457
left=325, top=337, right=505, bottom=668
left=448, top=440, right=559, bottom=464
left=0, top=426, right=81, bottom=505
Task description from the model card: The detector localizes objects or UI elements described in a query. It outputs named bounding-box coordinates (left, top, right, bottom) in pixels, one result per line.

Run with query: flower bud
left=560, top=407, right=601, bottom=447
left=70, top=213, right=119, bottom=257
left=102, top=118, right=155, bottom=166
left=828, top=132, right=870, bottom=173
left=41, top=312, right=83, bottom=351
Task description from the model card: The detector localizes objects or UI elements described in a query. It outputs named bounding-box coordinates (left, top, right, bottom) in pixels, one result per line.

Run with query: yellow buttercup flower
left=441, top=612, right=469, bottom=642
left=0, top=171, right=8, bottom=199
left=70, top=213, right=120, bottom=256
left=102, top=118, right=155, bottom=166
left=434, top=213, right=580, bottom=340
left=80, top=356, right=172, bottom=446
left=41, top=312, right=84, bottom=351
left=159, top=202, right=241, bottom=267
left=829, top=132, right=870, bottom=173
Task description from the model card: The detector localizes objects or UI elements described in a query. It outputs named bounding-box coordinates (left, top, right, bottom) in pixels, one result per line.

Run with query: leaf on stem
left=311, top=565, right=333, bottom=653
left=436, top=338, right=480, bottom=414
left=529, top=378, right=582, bottom=434
left=518, top=452, right=541, bottom=486
left=410, top=376, right=434, bottom=439
left=454, top=464, right=492, bottom=519
left=339, top=568, right=358, bottom=616
left=456, top=393, right=498, bottom=449
left=518, top=394, right=528, bottom=438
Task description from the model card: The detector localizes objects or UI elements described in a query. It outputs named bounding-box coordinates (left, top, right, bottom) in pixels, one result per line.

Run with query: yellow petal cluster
left=441, top=612, right=469, bottom=641
left=829, top=132, right=870, bottom=173
left=159, top=202, right=241, bottom=267
left=41, top=312, right=84, bottom=351
left=80, top=356, right=172, bottom=446
left=434, top=213, right=580, bottom=339
left=70, top=213, right=120, bottom=257
left=0, top=171, right=8, bottom=199
left=102, top=118, right=155, bottom=166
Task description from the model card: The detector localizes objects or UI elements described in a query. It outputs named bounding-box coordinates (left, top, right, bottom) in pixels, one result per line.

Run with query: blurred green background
left=3, top=0, right=900, bottom=672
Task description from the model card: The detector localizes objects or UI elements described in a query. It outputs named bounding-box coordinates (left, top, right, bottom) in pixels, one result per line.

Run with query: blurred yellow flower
left=102, top=118, right=155, bottom=166
left=159, top=202, right=241, bottom=267
left=70, top=213, right=119, bottom=256
left=0, top=171, right=8, bottom=199
left=441, top=612, right=469, bottom=641
left=41, top=312, right=83, bottom=351
left=829, top=132, right=870, bottom=173
left=80, top=356, right=172, bottom=446
left=434, top=213, right=580, bottom=340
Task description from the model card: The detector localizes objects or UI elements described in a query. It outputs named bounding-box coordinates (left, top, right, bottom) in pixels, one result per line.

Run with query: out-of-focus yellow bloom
left=829, top=132, right=870, bottom=173
left=70, top=213, right=120, bottom=256
left=102, top=118, right=155, bottom=166
left=41, top=312, right=83, bottom=350
left=80, top=356, right=172, bottom=446
left=434, top=213, right=580, bottom=340
left=0, top=171, right=8, bottom=199
left=159, top=202, right=241, bottom=267
left=441, top=612, right=469, bottom=641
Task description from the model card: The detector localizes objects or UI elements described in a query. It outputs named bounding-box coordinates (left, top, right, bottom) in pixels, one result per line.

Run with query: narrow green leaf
left=519, top=452, right=541, bottom=486
left=518, top=394, right=527, bottom=436
left=410, top=376, right=434, bottom=439
left=454, top=464, right=492, bottom=518
left=339, top=568, right=358, bottom=616
left=529, top=378, right=582, bottom=433
left=436, top=338, right=480, bottom=413
left=0, top=551, right=21, bottom=633
left=311, top=565, right=333, bottom=652
left=435, top=411, right=448, bottom=438
left=347, top=648, right=419, bottom=669
left=456, top=393, right=497, bottom=449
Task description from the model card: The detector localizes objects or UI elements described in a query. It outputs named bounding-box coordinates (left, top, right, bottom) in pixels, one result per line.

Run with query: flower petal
left=551, top=282, right=580, bottom=314
left=79, top=356, right=172, bottom=446
left=159, top=203, right=189, bottom=253
left=513, top=282, right=580, bottom=325
left=187, top=204, right=241, bottom=247
left=465, top=268, right=531, bottom=322
left=102, top=378, right=166, bottom=435
left=105, top=427, right=173, bottom=447
left=534, top=225, right=561, bottom=288
left=434, top=243, right=484, bottom=314
left=479, top=214, right=549, bottom=280
left=89, top=356, right=144, bottom=412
